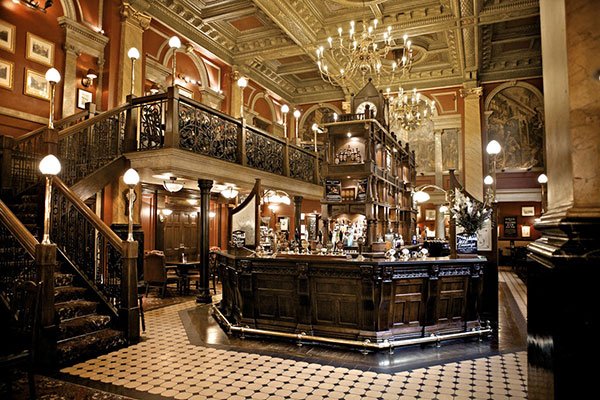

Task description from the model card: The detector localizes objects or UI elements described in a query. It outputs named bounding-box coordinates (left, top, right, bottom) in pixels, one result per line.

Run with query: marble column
left=62, top=46, right=79, bottom=117
left=231, top=69, right=243, bottom=119
left=460, top=87, right=484, bottom=202
left=527, top=1, right=600, bottom=399
left=117, top=3, right=151, bottom=105
left=196, top=179, right=214, bottom=304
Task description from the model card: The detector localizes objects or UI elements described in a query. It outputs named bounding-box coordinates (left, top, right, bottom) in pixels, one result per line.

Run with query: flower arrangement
left=450, top=188, right=492, bottom=236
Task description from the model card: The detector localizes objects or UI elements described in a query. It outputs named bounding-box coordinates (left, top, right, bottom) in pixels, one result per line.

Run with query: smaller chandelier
left=316, top=19, right=413, bottom=87
left=263, top=190, right=291, bottom=206
left=163, top=176, right=184, bottom=193
left=221, top=187, right=239, bottom=199
left=389, top=87, right=435, bottom=131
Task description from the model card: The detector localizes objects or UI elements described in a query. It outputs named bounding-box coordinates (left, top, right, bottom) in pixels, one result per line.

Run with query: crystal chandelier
left=388, top=87, right=435, bottom=131
left=316, top=18, right=413, bottom=87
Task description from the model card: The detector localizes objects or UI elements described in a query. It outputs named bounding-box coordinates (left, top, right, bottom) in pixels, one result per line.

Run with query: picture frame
left=77, top=88, right=93, bottom=109
left=521, top=225, right=531, bottom=238
left=26, top=33, right=55, bottom=67
left=0, top=58, right=14, bottom=90
left=0, top=19, right=16, bottom=53
left=341, top=187, right=356, bottom=201
left=521, top=206, right=535, bottom=216
left=425, top=209, right=436, bottom=221
left=278, top=216, right=289, bottom=232
left=23, top=68, right=49, bottom=100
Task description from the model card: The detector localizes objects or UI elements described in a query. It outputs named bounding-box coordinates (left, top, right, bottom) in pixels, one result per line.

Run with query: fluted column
left=460, top=87, right=484, bottom=201
left=197, top=179, right=214, bottom=304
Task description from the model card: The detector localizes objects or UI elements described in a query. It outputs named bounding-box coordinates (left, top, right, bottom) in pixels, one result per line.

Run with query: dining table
left=166, top=260, right=201, bottom=295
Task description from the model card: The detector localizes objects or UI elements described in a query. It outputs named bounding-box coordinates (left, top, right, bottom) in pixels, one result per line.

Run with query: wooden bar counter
left=216, top=251, right=487, bottom=343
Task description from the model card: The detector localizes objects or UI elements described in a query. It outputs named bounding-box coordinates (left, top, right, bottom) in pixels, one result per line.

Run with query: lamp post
left=311, top=123, right=322, bottom=152
left=237, top=77, right=248, bottom=120
left=281, top=104, right=289, bottom=138
left=168, top=36, right=181, bottom=86
left=293, top=109, right=301, bottom=142
left=39, top=154, right=61, bottom=245
left=538, top=173, right=548, bottom=214
left=123, top=168, right=140, bottom=242
left=127, top=47, right=139, bottom=96
left=44, top=68, right=61, bottom=129
left=484, top=174, right=494, bottom=203
left=486, top=140, right=502, bottom=202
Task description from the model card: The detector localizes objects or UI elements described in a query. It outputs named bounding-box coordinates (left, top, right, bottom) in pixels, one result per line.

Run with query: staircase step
left=55, top=286, right=87, bottom=302
left=58, top=314, right=112, bottom=341
left=57, top=329, right=127, bottom=365
left=54, top=273, right=74, bottom=287
left=55, top=300, right=98, bottom=321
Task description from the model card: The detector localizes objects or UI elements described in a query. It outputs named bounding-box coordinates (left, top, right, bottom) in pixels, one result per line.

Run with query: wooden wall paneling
left=436, top=276, right=468, bottom=328
left=255, top=273, right=297, bottom=323
left=391, top=278, right=426, bottom=334
left=311, top=277, right=360, bottom=328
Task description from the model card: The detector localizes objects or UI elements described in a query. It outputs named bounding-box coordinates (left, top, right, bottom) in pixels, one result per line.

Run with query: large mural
left=442, top=129, right=459, bottom=171
left=407, top=120, right=435, bottom=174
left=485, top=83, right=545, bottom=170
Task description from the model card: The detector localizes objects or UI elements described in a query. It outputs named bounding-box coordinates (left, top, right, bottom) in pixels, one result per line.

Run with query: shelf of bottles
left=321, top=114, right=416, bottom=251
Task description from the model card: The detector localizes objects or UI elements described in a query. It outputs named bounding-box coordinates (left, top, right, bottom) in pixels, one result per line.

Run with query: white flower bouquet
left=450, top=188, right=492, bottom=236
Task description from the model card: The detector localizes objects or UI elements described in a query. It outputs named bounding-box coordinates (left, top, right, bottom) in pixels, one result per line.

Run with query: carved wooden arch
left=298, top=103, right=343, bottom=130
left=484, top=81, right=544, bottom=111
left=250, top=92, right=276, bottom=123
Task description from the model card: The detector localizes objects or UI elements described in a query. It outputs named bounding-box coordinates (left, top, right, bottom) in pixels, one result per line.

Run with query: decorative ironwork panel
left=0, top=223, right=36, bottom=302
left=11, top=134, right=44, bottom=194
left=138, top=101, right=165, bottom=150
left=289, top=147, right=315, bottom=183
left=178, top=102, right=239, bottom=162
left=58, top=110, right=125, bottom=186
left=245, top=129, right=284, bottom=175
left=51, top=191, right=122, bottom=309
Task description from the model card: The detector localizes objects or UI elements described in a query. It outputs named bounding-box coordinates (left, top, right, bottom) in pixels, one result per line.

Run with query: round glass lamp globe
left=293, top=110, right=301, bottom=118
left=537, top=173, right=548, bottom=184
left=486, top=140, right=502, bottom=155
left=439, top=205, right=449, bottom=213
left=237, top=77, right=248, bottom=88
left=312, top=123, right=319, bottom=132
left=484, top=175, right=494, bottom=185
left=127, top=47, right=140, bottom=60
left=168, top=36, right=181, bottom=49
left=281, top=104, right=289, bottom=113
left=39, top=154, right=61, bottom=175
left=413, top=190, right=430, bottom=203
left=45, top=68, right=61, bottom=84
left=123, top=168, right=140, bottom=186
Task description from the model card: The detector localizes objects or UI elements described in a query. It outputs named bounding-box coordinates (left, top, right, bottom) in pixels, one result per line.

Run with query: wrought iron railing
left=52, top=177, right=123, bottom=313
left=288, top=145, right=315, bottom=183
left=136, top=95, right=167, bottom=151
left=245, top=125, right=285, bottom=176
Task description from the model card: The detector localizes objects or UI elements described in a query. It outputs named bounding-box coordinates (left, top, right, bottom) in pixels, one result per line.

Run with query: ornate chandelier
left=316, top=18, right=413, bottom=87
left=388, top=87, right=435, bottom=131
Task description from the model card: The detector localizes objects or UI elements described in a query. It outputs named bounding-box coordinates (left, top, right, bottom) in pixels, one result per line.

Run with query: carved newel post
left=197, top=179, right=213, bottom=304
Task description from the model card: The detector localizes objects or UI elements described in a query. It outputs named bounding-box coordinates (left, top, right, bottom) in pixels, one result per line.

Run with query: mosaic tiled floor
left=61, top=299, right=528, bottom=399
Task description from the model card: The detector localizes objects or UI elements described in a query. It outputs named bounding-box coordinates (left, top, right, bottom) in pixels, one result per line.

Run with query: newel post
left=120, top=240, right=140, bottom=343
left=0, top=135, right=14, bottom=196
left=164, top=86, right=180, bottom=149
left=36, top=242, right=57, bottom=367
left=42, top=127, right=59, bottom=156
left=123, top=95, right=138, bottom=152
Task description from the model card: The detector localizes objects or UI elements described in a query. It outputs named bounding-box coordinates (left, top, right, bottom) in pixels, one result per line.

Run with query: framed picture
left=521, top=206, right=535, bottom=216
left=425, top=209, right=436, bottom=221
left=177, top=85, right=193, bottom=99
left=278, top=217, right=289, bottom=232
left=24, top=68, right=49, bottom=100
left=0, top=19, right=16, bottom=53
left=0, top=58, right=14, bottom=90
left=521, top=225, right=531, bottom=238
left=26, top=33, right=55, bottom=67
left=341, top=187, right=355, bottom=201
left=77, top=88, right=93, bottom=109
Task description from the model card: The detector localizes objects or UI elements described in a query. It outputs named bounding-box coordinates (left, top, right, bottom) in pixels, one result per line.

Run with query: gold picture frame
left=24, top=68, right=50, bottom=100
left=0, top=19, right=16, bottom=53
left=26, top=33, right=55, bottom=67
left=425, top=209, right=436, bottom=221
left=0, top=58, right=14, bottom=90
left=521, top=206, right=535, bottom=217
left=77, top=88, right=93, bottom=109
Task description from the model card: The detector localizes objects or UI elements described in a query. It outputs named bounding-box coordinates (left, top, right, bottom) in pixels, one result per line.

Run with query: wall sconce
left=13, top=0, right=53, bottom=13
left=237, top=77, right=248, bottom=120
left=45, top=67, right=61, bottom=129
left=538, top=173, right=548, bottom=214
left=159, top=208, right=173, bottom=222
left=127, top=47, right=140, bottom=96
left=81, top=69, right=98, bottom=87
left=486, top=140, right=502, bottom=202
left=281, top=104, right=289, bottom=138
left=168, top=36, right=181, bottom=85
left=293, top=109, right=301, bottom=141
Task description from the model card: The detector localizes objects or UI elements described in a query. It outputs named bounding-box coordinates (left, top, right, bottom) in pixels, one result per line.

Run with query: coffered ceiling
left=142, top=0, right=541, bottom=103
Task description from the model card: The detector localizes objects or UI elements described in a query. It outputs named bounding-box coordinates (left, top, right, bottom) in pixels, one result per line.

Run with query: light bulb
left=486, top=140, right=502, bottom=155
left=281, top=104, right=289, bottom=113
left=123, top=168, right=140, bottom=186
left=39, top=154, right=61, bottom=175
left=413, top=191, right=430, bottom=203
left=484, top=175, right=494, bottom=185
left=168, top=36, right=181, bottom=49
left=45, top=68, right=61, bottom=84
left=127, top=47, right=140, bottom=60
left=537, top=173, right=548, bottom=184
left=293, top=110, right=301, bottom=118
left=237, top=77, right=248, bottom=88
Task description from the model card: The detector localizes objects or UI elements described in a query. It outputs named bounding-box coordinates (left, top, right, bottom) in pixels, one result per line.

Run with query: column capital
left=198, top=178, right=214, bottom=193
left=121, top=2, right=152, bottom=31
left=459, top=87, right=483, bottom=99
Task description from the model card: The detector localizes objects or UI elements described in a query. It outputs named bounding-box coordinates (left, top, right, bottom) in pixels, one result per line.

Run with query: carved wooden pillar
left=0, top=135, right=14, bottom=196
left=36, top=243, right=57, bottom=367
left=120, top=240, right=140, bottom=343
left=197, top=178, right=213, bottom=304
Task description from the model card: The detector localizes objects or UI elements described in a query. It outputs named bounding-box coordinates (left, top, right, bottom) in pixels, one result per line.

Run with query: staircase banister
left=0, top=199, right=38, bottom=256
left=130, top=92, right=169, bottom=105
left=57, top=103, right=130, bottom=139
left=14, top=109, right=91, bottom=144
left=52, top=176, right=124, bottom=251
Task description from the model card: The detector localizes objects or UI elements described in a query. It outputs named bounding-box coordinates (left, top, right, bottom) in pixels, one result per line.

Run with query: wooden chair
left=0, top=280, right=42, bottom=399
left=208, top=250, right=220, bottom=294
left=143, top=253, right=182, bottom=297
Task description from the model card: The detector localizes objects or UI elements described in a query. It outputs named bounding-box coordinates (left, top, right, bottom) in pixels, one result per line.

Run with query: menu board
left=504, top=216, right=518, bottom=237
left=231, top=230, right=246, bottom=248
left=325, top=179, right=342, bottom=202
left=457, top=233, right=478, bottom=254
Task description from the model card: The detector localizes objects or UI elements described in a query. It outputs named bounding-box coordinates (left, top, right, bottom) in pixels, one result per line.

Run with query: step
left=57, top=314, right=112, bottom=341
left=54, top=286, right=87, bottom=302
left=57, top=328, right=127, bottom=366
left=54, top=273, right=74, bottom=287
left=55, top=300, right=98, bottom=321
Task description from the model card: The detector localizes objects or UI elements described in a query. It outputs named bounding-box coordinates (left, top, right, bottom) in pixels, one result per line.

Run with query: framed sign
left=26, top=33, right=55, bottom=67
left=0, top=58, right=13, bottom=90
left=356, top=178, right=368, bottom=201
left=24, top=68, right=49, bottom=100
left=457, top=233, right=478, bottom=254
left=425, top=209, right=436, bottom=221
left=77, top=88, right=93, bottom=109
left=0, top=19, right=15, bottom=53
left=522, top=225, right=531, bottom=238
left=278, top=216, right=289, bottom=231
left=521, top=206, right=535, bottom=216
left=504, top=216, right=518, bottom=237
left=325, top=179, right=342, bottom=202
